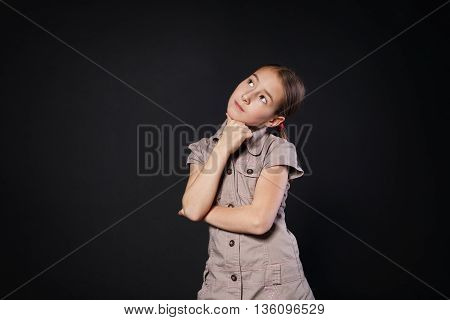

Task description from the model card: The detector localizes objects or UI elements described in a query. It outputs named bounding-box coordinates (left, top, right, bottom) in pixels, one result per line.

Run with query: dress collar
left=211, top=119, right=269, bottom=156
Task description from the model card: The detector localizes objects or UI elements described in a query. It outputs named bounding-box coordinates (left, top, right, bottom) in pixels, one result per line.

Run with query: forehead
left=252, top=68, right=284, bottom=103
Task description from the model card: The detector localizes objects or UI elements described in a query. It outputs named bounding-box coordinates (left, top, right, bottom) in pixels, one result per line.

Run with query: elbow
left=186, top=210, right=204, bottom=222
left=181, top=205, right=203, bottom=222
left=252, top=215, right=272, bottom=236
left=182, top=193, right=211, bottom=222
left=181, top=199, right=206, bottom=222
left=253, top=221, right=270, bottom=235
left=251, top=205, right=276, bottom=235
left=181, top=196, right=196, bottom=221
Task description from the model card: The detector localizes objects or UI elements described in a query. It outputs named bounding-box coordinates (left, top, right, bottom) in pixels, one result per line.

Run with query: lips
left=234, top=100, right=244, bottom=112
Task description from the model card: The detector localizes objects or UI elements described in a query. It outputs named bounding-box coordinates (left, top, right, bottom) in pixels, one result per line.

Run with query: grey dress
left=186, top=119, right=315, bottom=300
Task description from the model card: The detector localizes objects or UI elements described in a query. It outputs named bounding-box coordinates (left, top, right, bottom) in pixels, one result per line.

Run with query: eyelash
left=247, top=79, right=268, bottom=104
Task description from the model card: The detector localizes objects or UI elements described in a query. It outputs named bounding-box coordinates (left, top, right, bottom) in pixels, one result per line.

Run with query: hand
left=218, top=113, right=253, bottom=155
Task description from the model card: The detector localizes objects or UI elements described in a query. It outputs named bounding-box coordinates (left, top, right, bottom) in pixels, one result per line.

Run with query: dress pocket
left=235, top=157, right=263, bottom=199
left=261, top=263, right=282, bottom=299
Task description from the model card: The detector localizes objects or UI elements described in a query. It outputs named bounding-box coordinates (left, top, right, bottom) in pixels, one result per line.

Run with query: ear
left=266, top=116, right=285, bottom=128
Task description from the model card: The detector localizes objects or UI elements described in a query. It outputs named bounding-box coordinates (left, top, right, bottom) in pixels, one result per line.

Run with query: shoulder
left=262, top=133, right=304, bottom=180
left=187, top=137, right=210, bottom=150
left=186, top=137, right=212, bottom=165
left=264, top=133, right=297, bottom=156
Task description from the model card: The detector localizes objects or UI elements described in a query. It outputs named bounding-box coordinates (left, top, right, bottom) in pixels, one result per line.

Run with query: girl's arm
left=181, top=139, right=231, bottom=221
left=203, top=204, right=259, bottom=234
left=182, top=114, right=252, bottom=222
left=202, top=165, right=289, bottom=235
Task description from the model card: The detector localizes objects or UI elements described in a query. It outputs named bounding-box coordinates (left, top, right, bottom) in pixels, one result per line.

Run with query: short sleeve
left=263, top=140, right=305, bottom=180
left=186, top=138, right=208, bottom=166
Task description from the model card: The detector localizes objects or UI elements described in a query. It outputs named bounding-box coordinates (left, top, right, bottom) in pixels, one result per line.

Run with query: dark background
left=0, top=0, right=448, bottom=299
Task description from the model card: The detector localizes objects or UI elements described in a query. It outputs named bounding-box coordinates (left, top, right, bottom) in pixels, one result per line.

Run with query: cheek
left=229, top=87, right=243, bottom=103
left=252, top=104, right=272, bottom=116
left=245, top=107, right=271, bottom=123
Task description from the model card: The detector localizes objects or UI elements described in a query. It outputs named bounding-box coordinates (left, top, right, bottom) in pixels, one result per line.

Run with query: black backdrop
left=0, top=0, right=448, bottom=299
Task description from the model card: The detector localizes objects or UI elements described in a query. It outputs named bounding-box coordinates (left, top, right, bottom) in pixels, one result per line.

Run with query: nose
left=241, top=94, right=249, bottom=104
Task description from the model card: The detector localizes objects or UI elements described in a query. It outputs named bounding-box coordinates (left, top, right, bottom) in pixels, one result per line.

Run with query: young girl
left=179, top=64, right=315, bottom=300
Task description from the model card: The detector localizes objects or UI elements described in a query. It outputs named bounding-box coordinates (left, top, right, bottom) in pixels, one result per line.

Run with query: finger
left=226, top=112, right=235, bottom=122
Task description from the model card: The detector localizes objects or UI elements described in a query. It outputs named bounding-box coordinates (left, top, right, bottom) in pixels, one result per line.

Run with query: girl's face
left=226, top=67, right=285, bottom=128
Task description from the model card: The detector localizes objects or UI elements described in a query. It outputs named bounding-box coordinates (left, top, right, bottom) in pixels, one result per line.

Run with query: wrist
left=215, top=139, right=231, bottom=157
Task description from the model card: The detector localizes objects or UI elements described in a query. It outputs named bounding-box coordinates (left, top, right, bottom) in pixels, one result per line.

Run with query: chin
left=226, top=105, right=244, bottom=121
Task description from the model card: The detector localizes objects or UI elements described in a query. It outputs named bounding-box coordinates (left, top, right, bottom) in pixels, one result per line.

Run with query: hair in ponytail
left=277, top=120, right=288, bottom=140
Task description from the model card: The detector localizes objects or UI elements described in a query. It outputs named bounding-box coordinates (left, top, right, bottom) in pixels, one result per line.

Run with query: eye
left=259, top=95, right=268, bottom=104
left=247, top=79, right=267, bottom=104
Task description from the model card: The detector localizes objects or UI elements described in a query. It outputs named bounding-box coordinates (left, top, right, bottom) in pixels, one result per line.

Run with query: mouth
left=234, top=100, right=245, bottom=112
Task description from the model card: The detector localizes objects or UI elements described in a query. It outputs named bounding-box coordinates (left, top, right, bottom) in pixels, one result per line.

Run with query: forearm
left=203, top=204, right=263, bottom=235
left=182, top=141, right=230, bottom=221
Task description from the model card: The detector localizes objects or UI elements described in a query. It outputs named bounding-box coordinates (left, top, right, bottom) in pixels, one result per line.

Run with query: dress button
left=227, top=203, right=234, bottom=208
left=226, top=168, right=232, bottom=175
left=231, top=274, right=237, bottom=281
left=229, top=240, right=235, bottom=247
left=247, top=168, right=253, bottom=174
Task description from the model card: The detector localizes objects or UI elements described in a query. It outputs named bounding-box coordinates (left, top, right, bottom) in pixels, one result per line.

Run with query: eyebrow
left=252, top=73, right=274, bottom=103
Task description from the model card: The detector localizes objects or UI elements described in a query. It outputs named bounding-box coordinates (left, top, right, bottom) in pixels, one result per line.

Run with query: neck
left=248, top=124, right=266, bottom=132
